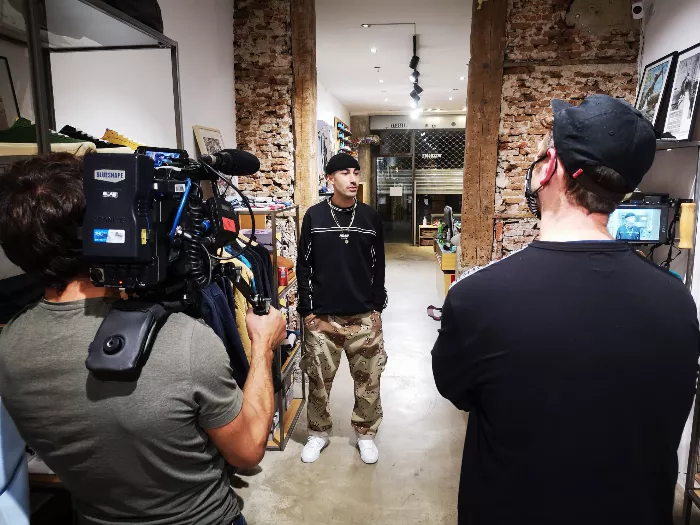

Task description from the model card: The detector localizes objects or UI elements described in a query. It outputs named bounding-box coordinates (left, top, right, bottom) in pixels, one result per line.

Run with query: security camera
left=632, top=2, right=644, bottom=19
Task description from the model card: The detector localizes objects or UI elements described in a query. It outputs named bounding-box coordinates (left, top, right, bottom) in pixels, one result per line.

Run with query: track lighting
left=361, top=24, right=371, bottom=28
left=410, top=99, right=418, bottom=109
left=412, top=84, right=423, bottom=95
left=409, top=70, right=420, bottom=82
left=409, top=55, right=420, bottom=69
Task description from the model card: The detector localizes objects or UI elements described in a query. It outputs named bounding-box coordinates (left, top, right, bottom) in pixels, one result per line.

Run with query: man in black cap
left=296, top=153, right=388, bottom=465
left=432, top=95, right=698, bottom=524
left=616, top=212, right=642, bottom=241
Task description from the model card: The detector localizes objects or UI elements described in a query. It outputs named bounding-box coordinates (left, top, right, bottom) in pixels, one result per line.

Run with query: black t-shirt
left=432, top=241, right=699, bottom=525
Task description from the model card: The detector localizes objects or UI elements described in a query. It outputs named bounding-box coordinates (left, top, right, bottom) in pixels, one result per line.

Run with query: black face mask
left=524, top=155, right=556, bottom=220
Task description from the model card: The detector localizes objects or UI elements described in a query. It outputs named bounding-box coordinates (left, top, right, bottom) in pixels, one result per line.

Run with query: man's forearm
left=241, top=344, right=275, bottom=448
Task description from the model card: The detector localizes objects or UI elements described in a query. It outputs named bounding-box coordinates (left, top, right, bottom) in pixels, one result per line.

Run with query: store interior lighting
left=412, top=84, right=423, bottom=95
left=409, top=70, right=420, bottom=82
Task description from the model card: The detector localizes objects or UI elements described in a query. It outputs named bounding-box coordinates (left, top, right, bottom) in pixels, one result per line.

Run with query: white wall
left=39, top=0, right=234, bottom=156
left=317, top=78, right=350, bottom=126
left=642, top=0, right=700, bottom=64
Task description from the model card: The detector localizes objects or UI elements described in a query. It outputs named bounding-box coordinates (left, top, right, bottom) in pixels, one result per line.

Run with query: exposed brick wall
left=233, top=0, right=294, bottom=200
left=490, top=0, right=641, bottom=260
left=506, top=0, right=639, bottom=63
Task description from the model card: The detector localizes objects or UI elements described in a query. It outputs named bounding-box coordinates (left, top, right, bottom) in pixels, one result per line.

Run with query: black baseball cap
left=551, top=94, right=656, bottom=202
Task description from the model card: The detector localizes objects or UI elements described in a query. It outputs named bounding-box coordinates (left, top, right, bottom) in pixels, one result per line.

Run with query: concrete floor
left=236, top=244, right=697, bottom=525
left=236, top=244, right=466, bottom=524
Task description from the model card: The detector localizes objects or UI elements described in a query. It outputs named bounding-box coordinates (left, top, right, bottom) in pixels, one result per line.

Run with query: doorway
left=376, top=156, right=413, bottom=244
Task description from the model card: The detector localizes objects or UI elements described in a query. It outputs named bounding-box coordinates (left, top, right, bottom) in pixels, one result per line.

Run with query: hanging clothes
left=220, top=258, right=255, bottom=361
left=248, top=243, right=274, bottom=296
left=199, top=282, right=249, bottom=387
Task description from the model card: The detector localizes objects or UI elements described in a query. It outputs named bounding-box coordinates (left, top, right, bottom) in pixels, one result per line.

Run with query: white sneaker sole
left=301, top=441, right=329, bottom=463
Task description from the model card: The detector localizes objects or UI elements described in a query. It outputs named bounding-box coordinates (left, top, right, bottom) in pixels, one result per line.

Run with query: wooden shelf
left=267, top=398, right=305, bottom=449
left=282, top=341, right=301, bottom=376
left=278, top=272, right=297, bottom=298
left=29, top=473, right=62, bottom=487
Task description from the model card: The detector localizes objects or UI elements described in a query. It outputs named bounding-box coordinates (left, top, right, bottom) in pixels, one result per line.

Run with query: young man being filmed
left=296, top=153, right=388, bottom=464
left=0, top=153, right=286, bottom=525
left=432, top=95, right=699, bottom=525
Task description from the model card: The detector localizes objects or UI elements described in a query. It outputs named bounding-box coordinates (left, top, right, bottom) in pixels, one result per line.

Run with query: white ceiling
left=316, top=0, right=472, bottom=116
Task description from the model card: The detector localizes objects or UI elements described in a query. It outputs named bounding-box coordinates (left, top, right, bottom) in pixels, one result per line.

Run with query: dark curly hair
left=0, top=153, right=87, bottom=290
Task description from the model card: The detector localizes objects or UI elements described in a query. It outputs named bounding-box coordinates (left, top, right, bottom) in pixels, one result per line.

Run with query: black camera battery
left=83, top=154, right=154, bottom=263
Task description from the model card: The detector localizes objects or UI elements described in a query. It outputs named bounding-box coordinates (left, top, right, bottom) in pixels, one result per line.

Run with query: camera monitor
left=607, top=204, right=670, bottom=244
left=135, top=146, right=188, bottom=168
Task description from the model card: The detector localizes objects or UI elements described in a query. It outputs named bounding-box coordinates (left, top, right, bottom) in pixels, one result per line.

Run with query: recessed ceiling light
left=459, top=76, right=465, bottom=80
left=379, top=79, right=384, bottom=83
left=370, top=47, right=377, bottom=53
left=449, top=97, right=453, bottom=101
left=361, top=24, right=371, bottom=28
left=384, top=98, right=388, bottom=102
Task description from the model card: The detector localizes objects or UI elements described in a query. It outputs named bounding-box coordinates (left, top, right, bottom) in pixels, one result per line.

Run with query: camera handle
left=86, top=265, right=272, bottom=377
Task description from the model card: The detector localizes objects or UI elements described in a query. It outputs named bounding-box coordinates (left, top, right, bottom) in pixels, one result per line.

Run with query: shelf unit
left=334, top=117, right=356, bottom=157
left=236, top=206, right=306, bottom=451
left=0, top=0, right=184, bottom=153
left=664, top=141, right=700, bottom=524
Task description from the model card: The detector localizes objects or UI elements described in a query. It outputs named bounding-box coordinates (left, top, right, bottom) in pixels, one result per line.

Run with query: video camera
left=81, top=147, right=269, bottom=376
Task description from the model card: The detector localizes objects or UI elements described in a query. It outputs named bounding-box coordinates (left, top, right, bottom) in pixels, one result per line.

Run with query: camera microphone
left=200, top=149, right=260, bottom=176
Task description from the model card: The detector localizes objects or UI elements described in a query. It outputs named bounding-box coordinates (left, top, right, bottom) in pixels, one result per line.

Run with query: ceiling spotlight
left=410, top=100, right=418, bottom=109
left=449, top=97, right=453, bottom=101
left=379, top=79, right=384, bottom=83
left=361, top=24, right=371, bottom=28
left=370, top=47, right=377, bottom=53
left=409, top=70, right=420, bottom=82
left=412, top=84, right=423, bottom=95
left=409, top=55, right=420, bottom=69
left=459, top=76, right=465, bottom=80
left=462, top=106, right=467, bottom=111
left=384, top=98, right=389, bottom=102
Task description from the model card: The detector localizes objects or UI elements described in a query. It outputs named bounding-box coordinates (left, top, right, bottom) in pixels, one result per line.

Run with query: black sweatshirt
left=296, top=199, right=387, bottom=317
left=432, top=241, right=699, bottom=525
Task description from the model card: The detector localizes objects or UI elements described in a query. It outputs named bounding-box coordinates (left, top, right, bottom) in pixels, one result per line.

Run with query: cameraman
left=0, top=153, right=285, bottom=525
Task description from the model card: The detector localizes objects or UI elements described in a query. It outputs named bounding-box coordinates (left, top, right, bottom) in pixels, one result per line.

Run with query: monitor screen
left=607, top=206, right=665, bottom=243
left=143, top=149, right=181, bottom=168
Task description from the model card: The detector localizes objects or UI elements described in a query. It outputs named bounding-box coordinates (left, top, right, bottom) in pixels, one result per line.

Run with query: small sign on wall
left=389, top=186, right=403, bottom=197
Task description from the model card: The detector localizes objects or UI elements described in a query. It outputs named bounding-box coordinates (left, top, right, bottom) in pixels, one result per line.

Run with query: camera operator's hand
left=246, top=307, right=286, bottom=357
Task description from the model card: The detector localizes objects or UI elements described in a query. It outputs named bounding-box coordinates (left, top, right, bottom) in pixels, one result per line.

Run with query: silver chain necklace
left=328, top=200, right=356, bottom=244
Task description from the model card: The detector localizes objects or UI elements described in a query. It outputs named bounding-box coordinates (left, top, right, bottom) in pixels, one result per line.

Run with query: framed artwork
left=0, top=56, right=19, bottom=130
left=663, top=43, right=700, bottom=141
left=193, top=125, right=225, bottom=155
left=635, top=52, right=676, bottom=129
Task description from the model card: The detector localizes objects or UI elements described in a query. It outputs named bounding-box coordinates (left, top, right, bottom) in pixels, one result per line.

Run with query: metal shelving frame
left=0, top=0, right=183, bottom=152
left=240, top=206, right=306, bottom=452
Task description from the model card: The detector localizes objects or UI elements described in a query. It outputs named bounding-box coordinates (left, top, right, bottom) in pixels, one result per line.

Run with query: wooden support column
left=461, top=0, right=508, bottom=267
left=291, top=0, right=318, bottom=217
left=350, top=115, right=372, bottom=205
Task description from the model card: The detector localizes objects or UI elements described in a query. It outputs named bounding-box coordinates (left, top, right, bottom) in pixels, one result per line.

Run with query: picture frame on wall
left=663, top=43, right=700, bottom=141
left=0, top=56, right=19, bottom=130
left=193, top=125, right=225, bottom=155
left=635, top=52, right=676, bottom=130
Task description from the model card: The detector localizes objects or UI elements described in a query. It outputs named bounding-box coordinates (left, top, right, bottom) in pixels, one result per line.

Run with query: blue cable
left=169, top=178, right=192, bottom=243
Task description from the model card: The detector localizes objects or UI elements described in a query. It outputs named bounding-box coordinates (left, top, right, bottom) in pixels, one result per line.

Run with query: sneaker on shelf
left=301, top=435, right=329, bottom=463
left=357, top=438, right=379, bottom=464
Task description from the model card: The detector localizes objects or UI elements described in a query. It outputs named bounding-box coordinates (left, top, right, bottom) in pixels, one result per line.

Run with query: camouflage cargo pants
left=301, top=311, right=387, bottom=437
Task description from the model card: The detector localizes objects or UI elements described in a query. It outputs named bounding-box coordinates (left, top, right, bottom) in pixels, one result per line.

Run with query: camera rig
left=81, top=148, right=268, bottom=377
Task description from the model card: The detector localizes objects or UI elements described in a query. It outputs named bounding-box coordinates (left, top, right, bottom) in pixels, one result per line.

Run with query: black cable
left=200, top=162, right=256, bottom=260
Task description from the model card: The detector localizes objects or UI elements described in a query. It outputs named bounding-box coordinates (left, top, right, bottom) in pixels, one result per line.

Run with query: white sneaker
left=301, top=436, right=329, bottom=463
left=357, top=439, right=379, bottom=464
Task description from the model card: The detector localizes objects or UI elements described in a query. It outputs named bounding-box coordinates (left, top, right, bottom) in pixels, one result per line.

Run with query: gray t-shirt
left=0, top=298, right=243, bottom=525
